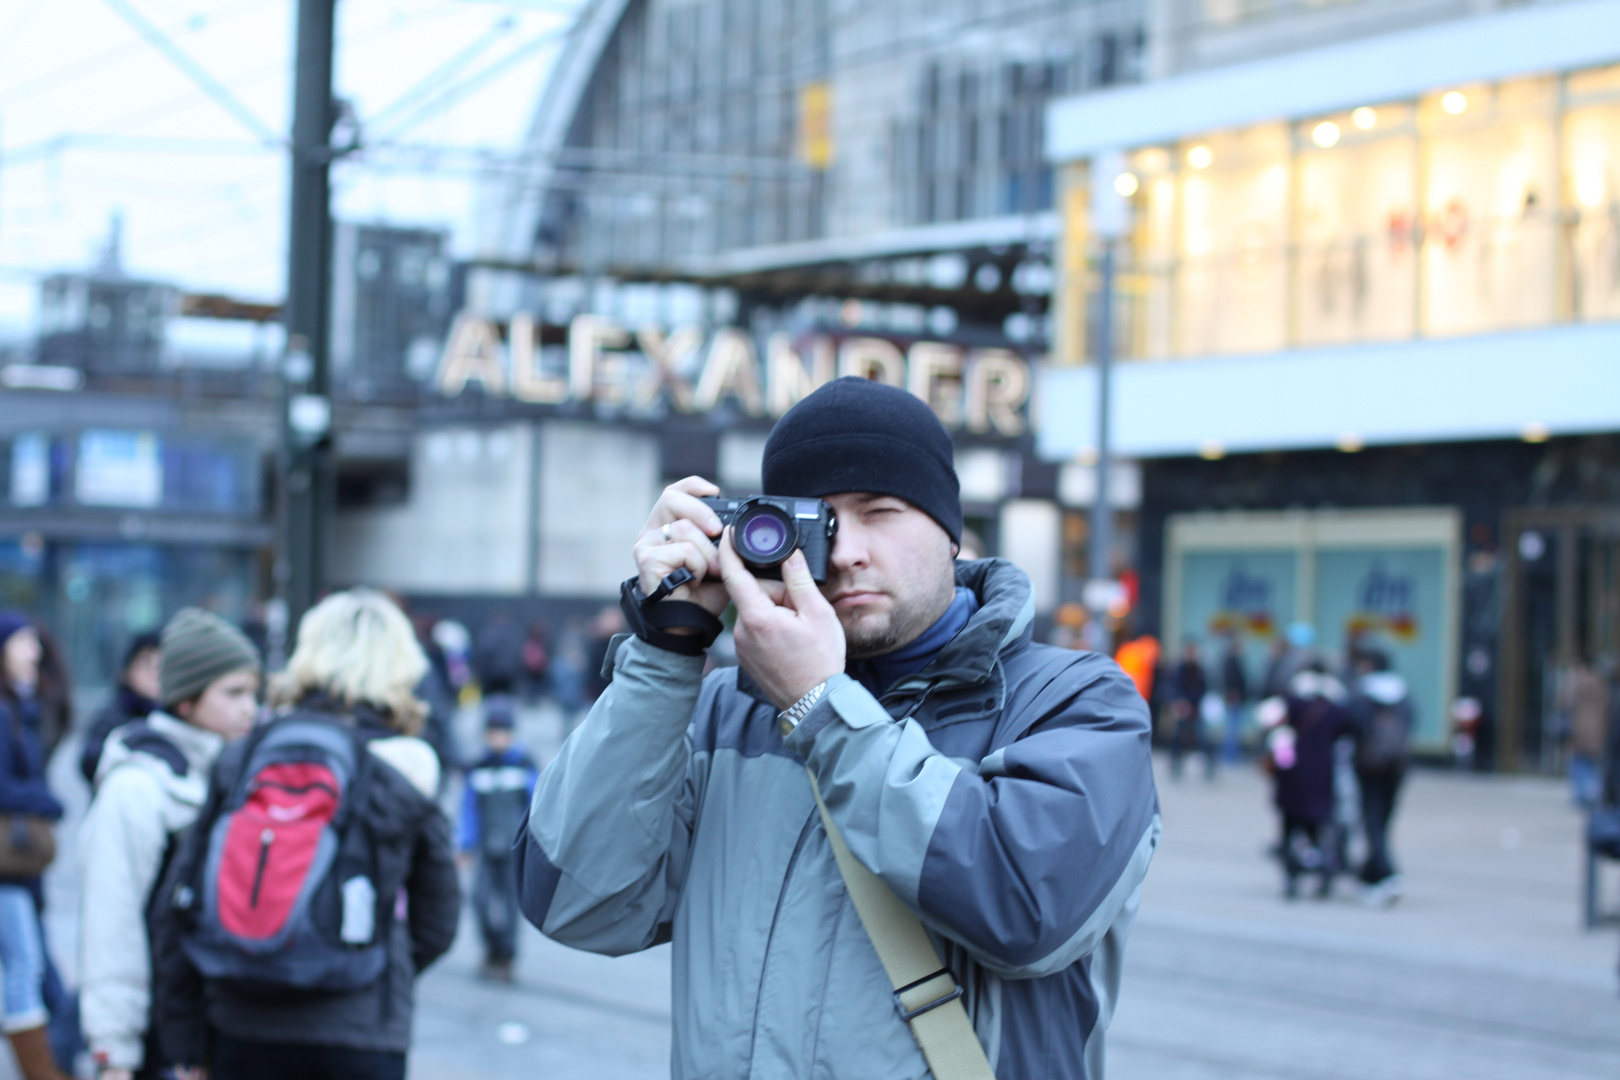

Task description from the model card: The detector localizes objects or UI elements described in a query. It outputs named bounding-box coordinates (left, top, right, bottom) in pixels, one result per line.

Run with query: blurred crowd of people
left=1108, top=622, right=1418, bottom=906
left=0, top=592, right=638, bottom=1080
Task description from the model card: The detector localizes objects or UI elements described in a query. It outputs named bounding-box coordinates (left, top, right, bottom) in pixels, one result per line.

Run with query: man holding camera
left=517, top=377, right=1159, bottom=1079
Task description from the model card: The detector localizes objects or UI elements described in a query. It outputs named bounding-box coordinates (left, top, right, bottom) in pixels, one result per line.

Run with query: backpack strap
left=120, top=722, right=189, bottom=778
left=806, top=767, right=996, bottom=1080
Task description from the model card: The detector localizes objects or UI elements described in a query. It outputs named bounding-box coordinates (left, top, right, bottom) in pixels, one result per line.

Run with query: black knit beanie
left=762, top=376, right=962, bottom=543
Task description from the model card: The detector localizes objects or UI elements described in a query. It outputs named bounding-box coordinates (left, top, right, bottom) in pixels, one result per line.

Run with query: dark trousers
left=1357, top=768, right=1405, bottom=885
left=1280, top=815, right=1337, bottom=894
left=474, top=854, right=520, bottom=962
left=212, top=1034, right=405, bottom=1080
left=1169, top=717, right=1215, bottom=780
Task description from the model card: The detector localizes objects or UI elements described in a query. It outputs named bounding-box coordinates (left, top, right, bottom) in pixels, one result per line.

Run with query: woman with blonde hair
left=153, top=589, right=460, bottom=1080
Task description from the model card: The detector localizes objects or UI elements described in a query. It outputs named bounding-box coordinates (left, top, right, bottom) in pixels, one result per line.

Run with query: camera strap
left=805, top=768, right=997, bottom=1080
left=618, top=576, right=724, bottom=656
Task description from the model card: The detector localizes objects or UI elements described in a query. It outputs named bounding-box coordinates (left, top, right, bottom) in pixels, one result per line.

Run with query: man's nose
left=829, top=525, right=868, bottom=571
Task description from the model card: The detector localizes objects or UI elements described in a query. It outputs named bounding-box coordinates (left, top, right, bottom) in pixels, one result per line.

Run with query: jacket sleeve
left=515, top=636, right=708, bottom=957
left=0, top=708, right=63, bottom=820
left=456, top=772, right=480, bottom=853
left=405, top=805, right=461, bottom=973
left=784, top=654, right=1160, bottom=980
left=78, top=768, right=169, bottom=1070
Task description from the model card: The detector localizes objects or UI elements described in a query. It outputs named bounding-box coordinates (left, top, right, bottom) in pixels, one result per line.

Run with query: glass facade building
left=1043, top=0, right=1620, bottom=770
left=1091, top=64, right=1620, bottom=361
left=488, top=0, right=1148, bottom=277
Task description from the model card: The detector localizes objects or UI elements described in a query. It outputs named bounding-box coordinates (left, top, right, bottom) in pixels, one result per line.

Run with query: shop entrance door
left=1501, top=508, right=1620, bottom=774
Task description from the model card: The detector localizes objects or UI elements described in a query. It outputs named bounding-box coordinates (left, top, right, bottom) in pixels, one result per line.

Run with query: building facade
left=0, top=222, right=439, bottom=691
left=1042, top=0, right=1620, bottom=768
left=339, top=0, right=1160, bottom=636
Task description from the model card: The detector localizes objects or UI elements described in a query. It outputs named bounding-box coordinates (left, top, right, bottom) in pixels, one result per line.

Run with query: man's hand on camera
left=634, top=476, right=730, bottom=618
left=720, top=531, right=844, bottom=710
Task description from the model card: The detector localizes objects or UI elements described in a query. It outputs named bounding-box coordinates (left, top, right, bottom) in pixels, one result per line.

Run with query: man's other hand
left=633, top=476, right=730, bottom=617
left=720, top=531, right=844, bottom=710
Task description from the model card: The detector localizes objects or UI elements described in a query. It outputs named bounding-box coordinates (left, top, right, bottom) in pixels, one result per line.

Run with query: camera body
left=702, top=495, right=837, bottom=583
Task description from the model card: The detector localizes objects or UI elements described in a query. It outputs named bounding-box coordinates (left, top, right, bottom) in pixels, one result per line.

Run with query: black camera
left=702, top=495, right=837, bottom=583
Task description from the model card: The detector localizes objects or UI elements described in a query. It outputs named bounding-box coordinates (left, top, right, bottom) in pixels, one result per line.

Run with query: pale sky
left=0, top=0, right=581, bottom=336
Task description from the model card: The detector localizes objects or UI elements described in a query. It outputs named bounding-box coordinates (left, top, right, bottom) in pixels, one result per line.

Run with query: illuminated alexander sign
left=435, top=312, right=1033, bottom=436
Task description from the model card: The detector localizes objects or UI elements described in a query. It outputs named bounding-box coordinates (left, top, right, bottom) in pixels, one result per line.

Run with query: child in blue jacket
left=458, top=697, right=539, bottom=981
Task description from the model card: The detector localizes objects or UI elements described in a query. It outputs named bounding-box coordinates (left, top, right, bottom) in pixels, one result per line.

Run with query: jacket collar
left=293, top=690, right=395, bottom=734
left=145, top=711, right=227, bottom=775
left=897, top=558, right=1034, bottom=691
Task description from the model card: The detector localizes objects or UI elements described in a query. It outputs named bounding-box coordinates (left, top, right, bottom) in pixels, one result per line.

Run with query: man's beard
left=842, top=610, right=906, bottom=660
left=833, top=585, right=950, bottom=659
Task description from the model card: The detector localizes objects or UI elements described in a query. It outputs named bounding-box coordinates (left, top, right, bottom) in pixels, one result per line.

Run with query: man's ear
left=174, top=699, right=192, bottom=721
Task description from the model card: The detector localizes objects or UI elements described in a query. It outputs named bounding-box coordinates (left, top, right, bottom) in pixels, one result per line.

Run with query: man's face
left=819, top=493, right=958, bottom=660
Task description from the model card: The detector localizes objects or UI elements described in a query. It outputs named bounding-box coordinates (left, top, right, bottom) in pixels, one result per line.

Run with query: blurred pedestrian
left=0, top=613, right=74, bottom=1080
left=152, top=589, right=461, bottom=1080
left=1262, top=622, right=1316, bottom=699
left=79, top=630, right=162, bottom=785
left=1219, top=629, right=1249, bottom=764
left=1114, top=631, right=1160, bottom=703
left=30, top=627, right=73, bottom=764
left=407, top=613, right=457, bottom=780
left=1168, top=639, right=1213, bottom=780
left=1563, top=656, right=1610, bottom=809
left=79, top=609, right=260, bottom=1080
left=521, top=621, right=550, bottom=704
left=457, top=696, right=538, bottom=983
left=1265, top=667, right=1353, bottom=899
left=548, top=627, right=588, bottom=737
left=474, top=610, right=525, bottom=697
left=581, top=605, right=625, bottom=704
left=1347, top=652, right=1411, bottom=906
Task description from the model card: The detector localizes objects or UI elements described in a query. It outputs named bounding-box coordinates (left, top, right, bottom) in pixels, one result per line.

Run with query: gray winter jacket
left=518, top=559, right=1160, bottom=1079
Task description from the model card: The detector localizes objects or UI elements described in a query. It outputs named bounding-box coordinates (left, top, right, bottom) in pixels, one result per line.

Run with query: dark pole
left=280, top=0, right=337, bottom=636
left=1086, top=238, right=1116, bottom=650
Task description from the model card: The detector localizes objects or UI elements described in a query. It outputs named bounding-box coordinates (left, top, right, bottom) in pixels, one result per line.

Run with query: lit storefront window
left=1085, top=61, right=1620, bottom=362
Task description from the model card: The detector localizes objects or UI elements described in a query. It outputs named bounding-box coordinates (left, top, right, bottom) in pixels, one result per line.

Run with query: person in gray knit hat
left=80, top=609, right=261, bottom=1080
left=159, top=608, right=261, bottom=711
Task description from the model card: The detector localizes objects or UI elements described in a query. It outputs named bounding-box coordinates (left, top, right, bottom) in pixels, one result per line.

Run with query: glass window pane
left=1420, top=81, right=1557, bottom=337
left=1173, top=123, right=1290, bottom=356
left=1563, top=99, right=1620, bottom=322
left=1292, top=114, right=1417, bottom=346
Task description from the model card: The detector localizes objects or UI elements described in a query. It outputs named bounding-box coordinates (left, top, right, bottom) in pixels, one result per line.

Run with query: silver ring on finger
left=662, top=523, right=673, bottom=543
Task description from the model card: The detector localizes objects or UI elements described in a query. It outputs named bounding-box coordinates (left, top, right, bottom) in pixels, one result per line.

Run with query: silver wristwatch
left=778, top=680, right=829, bottom=736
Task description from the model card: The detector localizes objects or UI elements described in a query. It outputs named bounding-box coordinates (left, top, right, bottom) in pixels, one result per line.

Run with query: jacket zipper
left=250, top=828, right=274, bottom=907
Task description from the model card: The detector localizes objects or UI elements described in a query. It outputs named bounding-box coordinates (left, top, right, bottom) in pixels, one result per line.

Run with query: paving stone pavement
left=25, top=706, right=1620, bottom=1078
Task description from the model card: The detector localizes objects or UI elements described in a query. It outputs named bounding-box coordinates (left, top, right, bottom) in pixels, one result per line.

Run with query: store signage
left=434, top=312, right=1033, bottom=436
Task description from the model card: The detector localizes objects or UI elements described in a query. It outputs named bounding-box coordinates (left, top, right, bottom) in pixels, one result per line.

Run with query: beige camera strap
left=807, top=768, right=997, bottom=1080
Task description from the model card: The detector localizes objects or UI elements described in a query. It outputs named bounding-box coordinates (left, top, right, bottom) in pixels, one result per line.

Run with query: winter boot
left=6, top=1025, right=72, bottom=1080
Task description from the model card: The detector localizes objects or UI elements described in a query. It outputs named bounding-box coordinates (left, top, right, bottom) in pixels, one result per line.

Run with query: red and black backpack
left=174, top=712, right=389, bottom=996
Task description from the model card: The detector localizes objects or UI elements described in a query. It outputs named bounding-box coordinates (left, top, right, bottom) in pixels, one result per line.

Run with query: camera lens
left=733, top=502, right=798, bottom=566
left=742, top=516, right=786, bottom=554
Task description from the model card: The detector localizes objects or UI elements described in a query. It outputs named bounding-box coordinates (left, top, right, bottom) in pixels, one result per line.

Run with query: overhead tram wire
left=95, top=0, right=280, bottom=145
left=364, top=21, right=574, bottom=142
left=0, top=0, right=51, bottom=71
left=0, top=0, right=282, bottom=107
left=363, top=15, right=521, bottom=133
left=0, top=3, right=511, bottom=174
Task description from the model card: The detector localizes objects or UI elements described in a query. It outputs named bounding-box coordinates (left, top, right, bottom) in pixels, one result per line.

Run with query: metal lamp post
left=1083, top=151, right=1129, bottom=652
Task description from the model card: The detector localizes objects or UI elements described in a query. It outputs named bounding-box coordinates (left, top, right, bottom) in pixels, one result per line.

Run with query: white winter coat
left=78, top=712, right=225, bottom=1071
